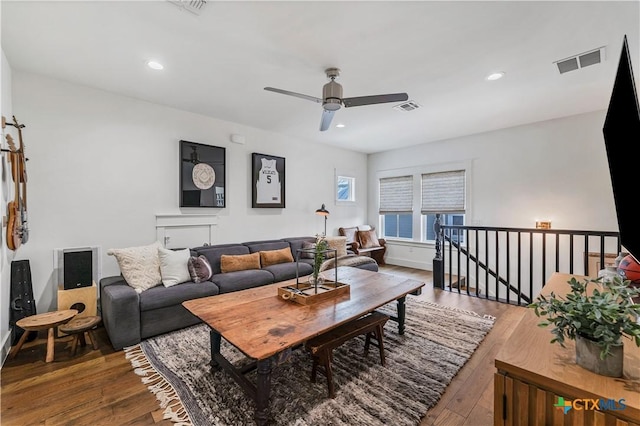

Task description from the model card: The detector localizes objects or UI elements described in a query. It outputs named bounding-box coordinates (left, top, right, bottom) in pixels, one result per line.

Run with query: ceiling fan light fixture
left=323, top=98, right=342, bottom=111
left=336, top=123, right=345, bottom=128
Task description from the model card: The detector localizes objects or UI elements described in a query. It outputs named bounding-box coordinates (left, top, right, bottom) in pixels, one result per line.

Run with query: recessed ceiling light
left=146, top=60, right=164, bottom=70
left=486, top=72, right=505, bottom=81
left=336, top=123, right=345, bottom=128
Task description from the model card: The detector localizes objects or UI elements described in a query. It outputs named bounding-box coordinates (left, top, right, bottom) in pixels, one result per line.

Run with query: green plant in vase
left=528, top=275, right=640, bottom=377
left=312, top=236, right=329, bottom=287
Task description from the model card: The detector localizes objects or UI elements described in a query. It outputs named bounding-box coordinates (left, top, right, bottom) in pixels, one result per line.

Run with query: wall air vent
left=168, top=0, right=206, bottom=15
left=554, top=46, right=605, bottom=74
left=393, top=101, right=421, bottom=112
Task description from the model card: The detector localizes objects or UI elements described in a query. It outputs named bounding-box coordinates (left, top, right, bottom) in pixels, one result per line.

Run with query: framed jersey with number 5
left=252, top=153, right=285, bottom=208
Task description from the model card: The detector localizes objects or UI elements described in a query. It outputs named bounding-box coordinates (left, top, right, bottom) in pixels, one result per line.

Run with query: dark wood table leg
left=397, top=296, right=406, bottom=335
left=255, top=358, right=272, bottom=426
left=210, top=330, right=222, bottom=371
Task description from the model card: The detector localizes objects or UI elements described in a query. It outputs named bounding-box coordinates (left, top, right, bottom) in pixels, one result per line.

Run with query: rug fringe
left=407, top=299, right=497, bottom=321
left=124, top=344, right=193, bottom=426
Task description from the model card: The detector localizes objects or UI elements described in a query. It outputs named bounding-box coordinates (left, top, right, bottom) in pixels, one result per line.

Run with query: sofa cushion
left=282, top=237, right=316, bottom=259
left=188, top=255, right=213, bottom=283
left=358, top=229, right=382, bottom=249
left=244, top=240, right=290, bottom=253
left=260, top=247, right=294, bottom=267
left=263, top=261, right=313, bottom=282
left=192, top=245, right=250, bottom=275
left=107, top=241, right=162, bottom=293
left=158, top=247, right=191, bottom=287
left=141, top=304, right=203, bottom=340
left=139, top=280, right=219, bottom=311
left=210, top=269, right=274, bottom=293
left=220, top=252, right=261, bottom=273
left=297, top=258, right=314, bottom=266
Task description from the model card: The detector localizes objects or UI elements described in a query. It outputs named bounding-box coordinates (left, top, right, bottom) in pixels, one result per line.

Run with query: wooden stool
left=59, top=316, right=102, bottom=355
left=305, top=311, right=389, bottom=398
left=10, top=309, right=78, bottom=363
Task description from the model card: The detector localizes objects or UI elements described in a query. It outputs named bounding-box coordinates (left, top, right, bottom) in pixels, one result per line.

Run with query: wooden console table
left=494, top=272, right=640, bottom=425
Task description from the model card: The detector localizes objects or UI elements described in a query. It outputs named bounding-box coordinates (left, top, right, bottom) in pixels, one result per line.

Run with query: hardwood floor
left=1, top=265, right=526, bottom=426
left=380, top=266, right=527, bottom=426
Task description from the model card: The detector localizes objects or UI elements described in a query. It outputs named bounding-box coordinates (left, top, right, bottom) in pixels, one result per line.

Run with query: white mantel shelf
left=155, top=214, right=218, bottom=248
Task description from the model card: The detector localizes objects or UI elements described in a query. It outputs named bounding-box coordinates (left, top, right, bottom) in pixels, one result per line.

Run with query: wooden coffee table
left=10, top=309, right=78, bottom=362
left=183, top=266, right=424, bottom=425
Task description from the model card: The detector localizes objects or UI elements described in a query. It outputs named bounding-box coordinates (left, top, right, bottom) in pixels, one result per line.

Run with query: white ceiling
left=2, top=1, right=639, bottom=154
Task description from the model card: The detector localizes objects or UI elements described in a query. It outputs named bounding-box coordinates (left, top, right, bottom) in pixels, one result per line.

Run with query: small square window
left=336, top=176, right=355, bottom=203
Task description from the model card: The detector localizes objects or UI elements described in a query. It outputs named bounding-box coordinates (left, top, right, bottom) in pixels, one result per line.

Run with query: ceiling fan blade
left=264, top=87, right=322, bottom=104
left=319, top=109, right=336, bottom=131
left=342, top=93, right=409, bottom=108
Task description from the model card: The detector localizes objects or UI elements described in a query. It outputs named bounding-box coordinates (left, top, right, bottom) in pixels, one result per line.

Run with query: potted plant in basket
left=528, top=275, right=640, bottom=377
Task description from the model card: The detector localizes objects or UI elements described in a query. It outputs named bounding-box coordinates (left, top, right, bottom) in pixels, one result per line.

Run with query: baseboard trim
left=385, top=258, right=432, bottom=271
left=1, top=331, right=12, bottom=367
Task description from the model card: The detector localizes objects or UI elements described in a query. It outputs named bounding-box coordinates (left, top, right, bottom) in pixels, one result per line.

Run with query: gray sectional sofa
left=100, top=236, right=378, bottom=350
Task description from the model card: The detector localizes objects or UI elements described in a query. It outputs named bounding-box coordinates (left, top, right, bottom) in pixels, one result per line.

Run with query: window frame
left=382, top=213, right=414, bottom=240
left=423, top=212, right=466, bottom=244
left=336, top=175, right=356, bottom=203
left=335, top=169, right=357, bottom=205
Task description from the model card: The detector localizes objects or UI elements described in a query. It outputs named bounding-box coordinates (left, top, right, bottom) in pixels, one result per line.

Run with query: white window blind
left=421, top=170, right=465, bottom=214
left=379, top=176, right=413, bottom=214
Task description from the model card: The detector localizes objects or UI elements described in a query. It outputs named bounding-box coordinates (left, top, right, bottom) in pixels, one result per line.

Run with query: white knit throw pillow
left=107, top=241, right=162, bottom=293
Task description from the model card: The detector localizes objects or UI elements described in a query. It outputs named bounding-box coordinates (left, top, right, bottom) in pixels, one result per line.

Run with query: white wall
left=1, top=49, right=15, bottom=363
left=368, top=110, right=618, bottom=270
left=10, top=71, right=368, bottom=319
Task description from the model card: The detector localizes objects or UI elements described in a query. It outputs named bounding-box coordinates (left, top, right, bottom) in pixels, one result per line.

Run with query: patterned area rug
left=124, top=298, right=495, bottom=426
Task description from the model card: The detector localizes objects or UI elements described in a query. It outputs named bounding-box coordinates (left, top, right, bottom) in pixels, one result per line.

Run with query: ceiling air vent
left=168, top=0, right=206, bottom=15
left=393, top=101, right=421, bottom=112
left=554, top=46, right=605, bottom=74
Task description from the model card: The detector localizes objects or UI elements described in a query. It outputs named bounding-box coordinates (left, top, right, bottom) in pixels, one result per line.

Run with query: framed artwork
left=180, top=140, right=226, bottom=208
left=252, top=153, right=285, bottom=208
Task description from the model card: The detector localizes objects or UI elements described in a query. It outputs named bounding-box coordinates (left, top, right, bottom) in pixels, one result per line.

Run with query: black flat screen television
left=603, top=35, right=640, bottom=262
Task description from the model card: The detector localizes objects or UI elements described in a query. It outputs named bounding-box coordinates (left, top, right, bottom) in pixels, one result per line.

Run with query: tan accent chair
left=338, top=226, right=387, bottom=265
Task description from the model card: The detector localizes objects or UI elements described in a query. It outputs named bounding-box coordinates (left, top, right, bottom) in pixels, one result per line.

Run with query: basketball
left=617, top=254, right=640, bottom=285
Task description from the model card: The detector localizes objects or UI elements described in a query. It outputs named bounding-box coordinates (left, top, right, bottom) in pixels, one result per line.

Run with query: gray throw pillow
left=300, top=241, right=316, bottom=259
left=188, top=255, right=213, bottom=283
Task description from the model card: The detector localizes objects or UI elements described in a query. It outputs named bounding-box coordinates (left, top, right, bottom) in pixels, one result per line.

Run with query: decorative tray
left=278, top=281, right=350, bottom=305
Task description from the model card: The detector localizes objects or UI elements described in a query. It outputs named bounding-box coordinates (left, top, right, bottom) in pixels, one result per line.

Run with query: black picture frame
left=180, top=140, right=226, bottom=208
left=252, top=153, right=285, bottom=208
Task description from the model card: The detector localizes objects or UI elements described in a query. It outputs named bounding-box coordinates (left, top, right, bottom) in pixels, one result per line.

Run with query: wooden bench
left=304, top=311, right=390, bottom=398
left=339, top=226, right=387, bottom=265
left=354, top=245, right=386, bottom=265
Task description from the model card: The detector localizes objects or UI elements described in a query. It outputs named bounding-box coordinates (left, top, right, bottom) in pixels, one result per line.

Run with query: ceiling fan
left=184, top=146, right=202, bottom=164
left=264, top=68, right=409, bottom=131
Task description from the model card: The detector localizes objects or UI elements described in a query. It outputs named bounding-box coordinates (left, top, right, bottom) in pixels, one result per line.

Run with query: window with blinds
left=378, top=169, right=467, bottom=241
left=421, top=170, right=465, bottom=214
left=421, top=170, right=466, bottom=242
left=379, top=176, right=413, bottom=238
left=379, top=176, right=413, bottom=214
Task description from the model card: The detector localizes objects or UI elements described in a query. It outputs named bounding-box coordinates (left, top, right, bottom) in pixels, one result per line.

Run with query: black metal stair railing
left=432, top=217, right=621, bottom=306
